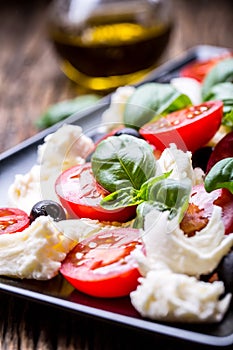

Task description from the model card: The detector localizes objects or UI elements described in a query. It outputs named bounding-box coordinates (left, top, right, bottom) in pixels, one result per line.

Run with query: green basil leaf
left=100, top=171, right=172, bottom=210
left=222, top=109, right=233, bottom=129
left=123, top=83, right=192, bottom=129
left=36, top=94, right=100, bottom=129
left=203, top=82, right=233, bottom=104
left=204, top=157, right=233, bottom=193
left=204, top=81, right=233, bottom=130
left=148, top=178, right=190, bottom=204
left=139, top=171, right=172, bottom=200
left=100, top=187, right=143, bottom=210
left=133, top=178, right=191, bottom=229
left=91, top=135, right=157, bottom=193
left=203, top=82, right=233, bottom=115
left=202, top=58, right=233, bottom=100
left=148, top=178, right=191, bottom=218
left=133, top=201, right=178, bottom=229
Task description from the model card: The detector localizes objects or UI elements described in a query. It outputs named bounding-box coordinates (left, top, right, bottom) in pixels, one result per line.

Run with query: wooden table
left=0, top=0, right=233, bottom=349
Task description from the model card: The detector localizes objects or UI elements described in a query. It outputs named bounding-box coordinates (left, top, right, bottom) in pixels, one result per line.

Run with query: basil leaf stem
left=100, top=172, right=171, bottom=210
left=101, top=174, right=191, bottom=229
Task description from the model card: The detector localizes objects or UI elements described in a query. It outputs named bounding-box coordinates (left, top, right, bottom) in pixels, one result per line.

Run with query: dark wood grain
left=0, top=0, right=233, bottom=349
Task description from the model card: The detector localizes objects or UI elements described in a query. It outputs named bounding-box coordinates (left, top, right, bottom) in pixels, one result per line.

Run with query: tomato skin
left=139, top=101, right=223, bottom=153
left=188, top=184, right=233, bottom=235
left=180, top=54, right=232, bottom=82
left=60, top=228, right=142, bottom=298
left=0, top=208, right=30, bottom=234
left=55, top=163, right=136, bottom=222
left=206, top=131, right=233, bottom=173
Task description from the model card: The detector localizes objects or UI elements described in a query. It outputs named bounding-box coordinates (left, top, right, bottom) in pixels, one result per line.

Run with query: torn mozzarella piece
left=170, top=77, right=202, bottom=105
left=101, top=85, right=135, bottom=130
left=57, top=218, right=118, bottom=242
left=8, top=165, right=42, bottom=214
left=157, top=143, right=204, bottom=185
left=0, top=216, right=75, bottom=280
left=131, top=269, right=231, bottom=323
left=131, top=206, right=233, bottom=323
left=137, top=206, right=233, bottom=277
left=8, top=124, right=94, bottom=214
left=37, top=124, right=94, bottom=172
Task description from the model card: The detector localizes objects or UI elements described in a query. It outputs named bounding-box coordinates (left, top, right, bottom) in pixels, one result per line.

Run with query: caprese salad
left=0, top=53, right=233, bottom=323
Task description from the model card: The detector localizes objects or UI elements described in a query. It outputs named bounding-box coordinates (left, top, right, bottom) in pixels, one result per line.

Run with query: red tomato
left=206, top=131, right=233, bottom=173
left=60, top=228, right=142, bottom=298
left=55, top=163, right=136, bottom=222
left=139, top=101, right=223, bottom=153
left=182, top=184, right=233, bottom=235
left=0, top=208, right=30, bottom=234
left=180, top=53, right=232, bottom=82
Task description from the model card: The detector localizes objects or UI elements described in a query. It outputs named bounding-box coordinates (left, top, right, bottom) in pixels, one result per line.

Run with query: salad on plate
left=0, top=53, right=233, bottom=324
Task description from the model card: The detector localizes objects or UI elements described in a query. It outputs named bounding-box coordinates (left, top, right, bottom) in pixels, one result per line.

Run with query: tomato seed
left=171, top=119, right=180, bottom=125
left=89, top=242, right=97, bottom=248
left=200, top=106, right=209, bottom=112
left=187, top=113, right=195, bottom=119
left=75, top=252, right=84, bottom=260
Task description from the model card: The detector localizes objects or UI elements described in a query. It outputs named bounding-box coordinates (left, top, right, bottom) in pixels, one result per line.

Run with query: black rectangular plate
left=1, top=45, right=233, bottom=347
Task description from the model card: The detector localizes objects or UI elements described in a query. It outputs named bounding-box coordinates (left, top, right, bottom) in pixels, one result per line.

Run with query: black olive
left=216, top=251, right=233, bottom=293
left=90, top=131, right=107, bottom=144
left=30, top=200, right=66, bottom=223
left=113, top=127, right=142, bottom=138
left=192, top=146, right=213, bottom=172
left=86, top=151, right=94, bottom=162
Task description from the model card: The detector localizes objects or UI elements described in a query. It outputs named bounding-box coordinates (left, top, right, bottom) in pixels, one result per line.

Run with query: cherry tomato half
left=180, top=53, right=232, bottom=82
left=0, top=208, right=30, bottom=234
left=60, top=228, right=142, bottom=298
left=180, top=184, right=233, bottom=236
left=55, top=163, right=136, bottom=222
left=139, top=101, right=223, bottom=153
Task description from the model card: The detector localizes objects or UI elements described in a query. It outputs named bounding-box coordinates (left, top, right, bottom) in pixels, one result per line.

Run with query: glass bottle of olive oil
left=47, top=0, right=173, bottom=92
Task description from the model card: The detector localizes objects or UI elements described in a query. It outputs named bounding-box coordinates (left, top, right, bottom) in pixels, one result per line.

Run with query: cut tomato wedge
left=139, top=101, right=223, bottom=152
left=60, top=228, right=142, bottom=298
left=180, top=53, right=232, bottom=82
left=55, top=163, right=136, bottom=222
left=181, top=184, right=233, bottom=236
left=0, top=208, right=30, bottom=234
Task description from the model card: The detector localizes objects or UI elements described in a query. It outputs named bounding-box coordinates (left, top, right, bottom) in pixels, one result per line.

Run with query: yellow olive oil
left=48, top=5, right=172, bottom=92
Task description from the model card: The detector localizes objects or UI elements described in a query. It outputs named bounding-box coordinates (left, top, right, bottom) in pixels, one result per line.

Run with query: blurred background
left=0, top=0, right=232, bottom=153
